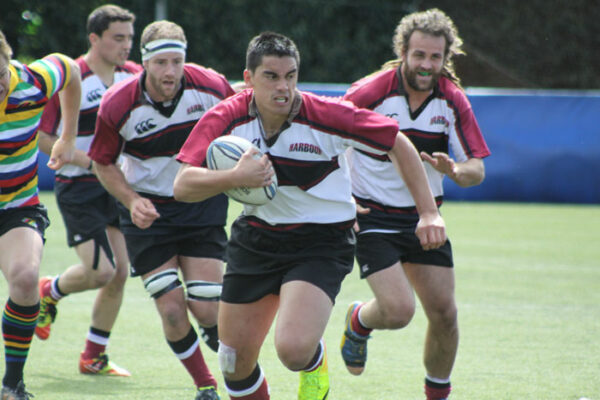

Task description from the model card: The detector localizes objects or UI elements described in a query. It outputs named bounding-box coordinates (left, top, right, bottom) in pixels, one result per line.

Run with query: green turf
left=1, top=194, right=599, bottom=399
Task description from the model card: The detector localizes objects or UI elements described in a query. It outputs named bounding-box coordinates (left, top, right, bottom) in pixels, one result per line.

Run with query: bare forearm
left=38, top=131, right=56, bottom=155
left=94, top=162, right=139, bottom=210
left=451, top=158, right=485, bottom=187
left=173, top=164, right=242, bottom=202
left=57, top=59, right=81, bottom=143
left=46, top=58, right=81, bottom=170
left=39, top=131, right=91, bottom=169
left=389, top=133, right=439, bottom=216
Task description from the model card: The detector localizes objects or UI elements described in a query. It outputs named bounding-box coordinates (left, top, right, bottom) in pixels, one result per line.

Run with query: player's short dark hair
left=245, top=31, right=300, bottom=73
left=86, top=4, right=135, bottom=37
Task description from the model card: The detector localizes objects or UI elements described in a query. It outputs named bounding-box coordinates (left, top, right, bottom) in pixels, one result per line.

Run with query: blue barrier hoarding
left=37, top=85, right=600, bottom=204
left=452, top=89, right=600, bottom=204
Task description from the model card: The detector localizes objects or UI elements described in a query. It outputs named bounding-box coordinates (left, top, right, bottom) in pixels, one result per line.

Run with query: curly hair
left=0, top=30, right=13, bottom=62
left=383, top=8, right=465, bottom=86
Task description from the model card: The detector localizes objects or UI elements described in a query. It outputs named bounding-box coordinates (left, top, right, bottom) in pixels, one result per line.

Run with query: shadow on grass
left=31, top=372, right=192, bottom=398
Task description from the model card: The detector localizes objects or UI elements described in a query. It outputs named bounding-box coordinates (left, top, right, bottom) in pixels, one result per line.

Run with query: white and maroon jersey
left=344, top=68, right=490, bottom=211
left=177, top=89, right=399, bottom=226
left=39, top=57, right=141, bottom=182
left=90, top=63, right=235, bottom=198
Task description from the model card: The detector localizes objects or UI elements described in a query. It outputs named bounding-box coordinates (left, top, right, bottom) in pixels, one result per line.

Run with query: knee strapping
left=143, top=268, right=182, bottom=299
left=218, top=342, right=237, bottom=374
left=185, top=280, right=222, bottom=302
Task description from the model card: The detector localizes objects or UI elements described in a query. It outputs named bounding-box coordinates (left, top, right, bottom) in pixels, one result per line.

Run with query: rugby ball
left=206, top=135, right=277, bottom=206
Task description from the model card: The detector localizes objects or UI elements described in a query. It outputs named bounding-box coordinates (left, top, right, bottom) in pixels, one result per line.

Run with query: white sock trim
left=87, top=331, right=109, bottom=346
left=357, top=305, right=370, bottom=330
left=225, top=366, right=265, bottom=397
left=175, top=337, right=200, bottom=360
left=304, top=339, right=324, bottom=371
left=50, top=276, right=64, bottom=301
left=426, top=375, right=451, bottom=385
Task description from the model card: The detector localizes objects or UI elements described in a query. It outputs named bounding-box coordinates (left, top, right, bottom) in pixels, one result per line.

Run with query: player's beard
left=403, top=63, right=441, bottom=92
left=147, top=73, right=179, bottom=102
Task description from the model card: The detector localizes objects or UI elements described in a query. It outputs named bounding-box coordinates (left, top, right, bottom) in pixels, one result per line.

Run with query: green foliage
left=0, top=1, right=598, bottom=84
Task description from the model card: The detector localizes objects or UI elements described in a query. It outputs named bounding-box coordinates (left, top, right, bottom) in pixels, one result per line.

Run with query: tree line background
left=1, top=0, right=598, bottom=89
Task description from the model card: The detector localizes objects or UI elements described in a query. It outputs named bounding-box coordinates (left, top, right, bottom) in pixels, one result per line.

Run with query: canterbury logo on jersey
left=386, top=112, right=399, bottom=119
left=430, top=115, right=449, bottom=127
left=135, top=118, right=157, bottom=135
left=289, top=142, right=322, bottom=155
left=186, top=104, right=205, bottom=114
left=86, top=88, right=103, bottom=102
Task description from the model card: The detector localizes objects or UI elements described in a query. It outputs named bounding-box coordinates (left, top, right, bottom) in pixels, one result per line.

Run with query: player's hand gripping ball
left=206, top=135, right=277, bottom=206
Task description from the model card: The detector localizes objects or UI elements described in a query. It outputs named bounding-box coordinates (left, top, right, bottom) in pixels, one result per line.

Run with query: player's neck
left=256, top=109, right=286, bottom=138
left=402, top=74, right=432, bottom=112
left=84, top=52, right=117, bottom=87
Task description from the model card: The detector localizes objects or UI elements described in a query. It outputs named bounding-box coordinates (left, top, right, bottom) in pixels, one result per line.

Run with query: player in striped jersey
left=174, top=31, right=446, bottom=400
left=339, top=9, right=491, bottom=400
left=89, top=21, right=235, bottom=400
left=0, top=30, right=81, bottom=400
left=35, top=4, right=140, bottom=378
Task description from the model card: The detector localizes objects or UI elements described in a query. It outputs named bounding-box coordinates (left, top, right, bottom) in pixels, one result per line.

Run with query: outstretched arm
left=420, top=151, right=485, bottom=187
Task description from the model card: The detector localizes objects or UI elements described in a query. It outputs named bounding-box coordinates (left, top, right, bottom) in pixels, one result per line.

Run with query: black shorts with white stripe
left=222, top=216, right=356, bottom=304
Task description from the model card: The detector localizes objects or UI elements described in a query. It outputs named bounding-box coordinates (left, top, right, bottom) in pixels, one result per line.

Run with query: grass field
left=1, top=193, right=599, bottom=399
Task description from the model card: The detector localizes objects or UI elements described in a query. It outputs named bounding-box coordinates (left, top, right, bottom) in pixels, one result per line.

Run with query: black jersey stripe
left=271, top=154, right=340, bottom=190
left=77, top=107, right=99, bottom=137
left=401, top=128, right=449, bottom=155
left=124, top=120, right=196, bottom=160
